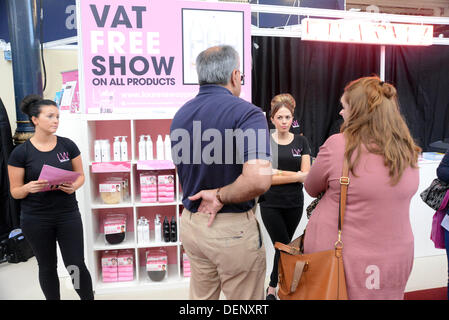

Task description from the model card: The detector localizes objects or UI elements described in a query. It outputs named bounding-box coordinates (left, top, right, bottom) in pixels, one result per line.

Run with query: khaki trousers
left=180, top=209, right=266, bottom=300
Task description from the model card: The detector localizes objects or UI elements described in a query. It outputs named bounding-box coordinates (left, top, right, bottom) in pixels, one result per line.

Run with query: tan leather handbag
left=274, top=160, right=349, bottom=300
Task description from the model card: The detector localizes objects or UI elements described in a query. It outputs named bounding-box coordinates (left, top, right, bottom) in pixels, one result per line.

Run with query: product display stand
left=59, top=114, right=189, bottom=294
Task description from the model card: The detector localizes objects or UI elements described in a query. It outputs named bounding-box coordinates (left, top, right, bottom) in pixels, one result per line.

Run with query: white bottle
left=137, top=218, right=144, bottom=244
left=100, top=140, right=110, bottom=162
left=154, top=214, right=162, bottom=243
left=156, top=135, right=164, bottom=160
left=94, top=140, right=102, bottom=162
left=113, top=136, right=121, bottom=161
left=143, top=220, right=150, bottom=243
left=138, top=135, right=146, bottom=161
left=146, top=135, right=153, bottom=160
left=121, top=136, right=128, bottom=161
left=164, top=134, right=172, bottom=161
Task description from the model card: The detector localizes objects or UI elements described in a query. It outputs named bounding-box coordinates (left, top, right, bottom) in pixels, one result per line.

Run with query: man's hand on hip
left=188, top=189, right=224, bottom=227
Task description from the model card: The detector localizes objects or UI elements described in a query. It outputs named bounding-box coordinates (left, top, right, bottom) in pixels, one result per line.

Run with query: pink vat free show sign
left=78, top=0, right=252, bottom=114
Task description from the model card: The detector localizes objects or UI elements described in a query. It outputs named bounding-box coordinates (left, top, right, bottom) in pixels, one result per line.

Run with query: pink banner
left=79, top=0, right=252, bottom=114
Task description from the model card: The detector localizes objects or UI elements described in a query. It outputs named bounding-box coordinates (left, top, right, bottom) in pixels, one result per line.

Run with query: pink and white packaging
left=104, top=213, right=127, bottom=236
left=117, top=250, right=134, bottom=282
left=146, top=248, right=168, bottom=274
left=102, top=251, right=118, bottom=282
left=157, top=174, right=175, bottom=202
left=140, top=173, right=157, bottom=203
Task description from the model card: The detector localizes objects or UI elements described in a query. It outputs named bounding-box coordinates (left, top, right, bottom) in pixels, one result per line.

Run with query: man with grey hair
left=170, top=45, right=272, bottom=300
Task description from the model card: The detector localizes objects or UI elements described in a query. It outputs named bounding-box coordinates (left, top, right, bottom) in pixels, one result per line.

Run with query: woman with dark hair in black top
left=7, top=95, right=93, bottom=300
left=259, top=95, right=311, bottom=300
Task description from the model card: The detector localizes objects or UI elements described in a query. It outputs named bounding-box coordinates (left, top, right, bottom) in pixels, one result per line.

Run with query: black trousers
left=21, top=210, right=94, bottom=300
left=260, top=206, right=303, bottom=288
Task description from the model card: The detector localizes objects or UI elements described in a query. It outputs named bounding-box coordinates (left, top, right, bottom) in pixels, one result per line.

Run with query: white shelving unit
left=61, top=115, right=189, bottom=294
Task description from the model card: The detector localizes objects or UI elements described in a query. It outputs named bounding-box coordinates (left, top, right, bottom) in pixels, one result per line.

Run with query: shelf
left=94, top=278, right=140, bottom=294
left=93, top=232, right=136, bottom=251
left=91, top=201, right=133, bottom=209
left=138, top=264, right=187, bottom=287
left=136, top=241, right=181, bottom=249
left=135, top=200, right=178, bottom=207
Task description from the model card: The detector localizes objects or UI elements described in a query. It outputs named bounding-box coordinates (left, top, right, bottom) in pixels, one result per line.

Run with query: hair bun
left=382, top=83, right=396, bottom=99
left=20, top=94, right=42, bottom=116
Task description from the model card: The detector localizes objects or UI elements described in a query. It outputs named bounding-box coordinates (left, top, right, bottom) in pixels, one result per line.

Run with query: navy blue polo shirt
left=170, top=85, right=271, bottom=213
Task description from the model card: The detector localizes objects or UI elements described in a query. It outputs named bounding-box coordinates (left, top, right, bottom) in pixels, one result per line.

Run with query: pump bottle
left=170, top=216, right=177, bottom=242
left=138, top=135, right=146, bottom=160
left=163, top=216, right=170, bottom=242
left=94, top=140, right=102, bottom=162
left=154, top=214, right=162, bottom=243
left=146, top=135, right=154, bottom=160
left=156, top=135, right=164, bottom=160
left=113, top=136, right=121, bottom=161
left=121, top=136, right=128, bottom=161
left=164, top=134, right=172, bottom=161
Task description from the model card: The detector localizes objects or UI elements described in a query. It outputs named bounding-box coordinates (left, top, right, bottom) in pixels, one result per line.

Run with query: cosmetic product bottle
left=121, top=136, right=128, bottom=161
left=164, top=134, right=172, bottom=161
left=94, top=140, right=102, bottom=162
left=146, top=135, right=153, bottom=160
left=156, top=135, right=164, bottom=160
left=100, top=139, right=110, bottom=162
left=163, top=216, right=170, bottom=242
left=113, top=136, right=121, bottom=161
left=170, top=216, right=177, bottom=242
left=138, top=135, right=146, bottom=160
left=143, top=219, right=150, bottom=243
left=137, top=217, right=144, bottom=244
left=154, top=214, right=162, bottom=243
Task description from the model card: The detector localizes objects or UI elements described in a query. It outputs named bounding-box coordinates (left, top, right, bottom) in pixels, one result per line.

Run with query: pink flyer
left=37, top=164, right=80, bottom=192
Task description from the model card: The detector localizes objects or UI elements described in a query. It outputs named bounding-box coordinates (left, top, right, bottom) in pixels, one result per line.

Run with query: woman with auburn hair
left=304, top=76, right=421, bottom=300
left=269, top=93, right=301, bottom=135
left=259, top=96, right=311, bottom=300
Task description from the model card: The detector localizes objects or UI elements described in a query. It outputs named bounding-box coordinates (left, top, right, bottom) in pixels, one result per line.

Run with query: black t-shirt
left=259, top=134, right=311, bottom=208
left=8, top=136, right=80, bottom=216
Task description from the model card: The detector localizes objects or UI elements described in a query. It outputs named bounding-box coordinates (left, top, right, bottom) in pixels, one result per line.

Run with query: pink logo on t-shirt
left=57, top=152, right=70, bottom=163
left=291, top=148, right=302, bottom=157
left=292, top=120, right=299, bottom=128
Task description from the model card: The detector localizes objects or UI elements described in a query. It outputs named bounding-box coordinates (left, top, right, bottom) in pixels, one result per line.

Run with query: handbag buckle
left=340, top=177, right=349, bottom=185
left=334, top=231, right=343, bottom=249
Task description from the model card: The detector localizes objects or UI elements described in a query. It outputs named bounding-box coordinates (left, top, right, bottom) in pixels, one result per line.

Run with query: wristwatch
left=216, top=188, right=224, bottom=205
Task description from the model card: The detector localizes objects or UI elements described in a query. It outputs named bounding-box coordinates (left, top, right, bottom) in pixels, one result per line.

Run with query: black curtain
left=251, top=36, right=380, bottom=156
left=385, top=45, right=449, bottom=151
left=0, top=98, right=19, bottom=239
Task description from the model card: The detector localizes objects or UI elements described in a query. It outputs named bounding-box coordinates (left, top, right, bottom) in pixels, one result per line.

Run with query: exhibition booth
left=46, top=1, right=449, bottom=294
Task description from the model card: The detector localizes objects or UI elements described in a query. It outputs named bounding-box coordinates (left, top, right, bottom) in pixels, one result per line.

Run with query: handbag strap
left=335, top=159, right=350, bottom=249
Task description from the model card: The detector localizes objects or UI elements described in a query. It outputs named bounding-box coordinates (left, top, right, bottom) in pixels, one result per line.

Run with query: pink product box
left=140, top=174, right=158, bottom=202
left=158, top=175, right=174, bottom=202
left=102, top=266, right=118, bottom=272
left=118, top=276, right=134, bottom=282
left=117, top=251, right=133, bottom=265
left=101, top=250, right=118, bottom=267
left=118, top=265, right=134, bottom=272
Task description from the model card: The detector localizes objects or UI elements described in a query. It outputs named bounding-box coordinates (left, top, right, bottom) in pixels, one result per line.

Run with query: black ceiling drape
left=385, top=45, right=449, bottom=151
left=251, top=36, right=380, bottom=156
